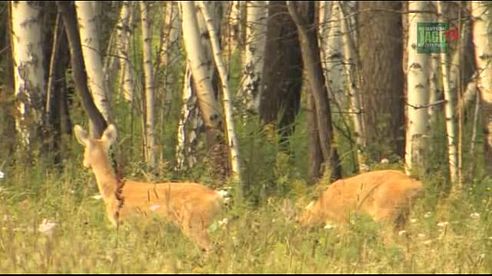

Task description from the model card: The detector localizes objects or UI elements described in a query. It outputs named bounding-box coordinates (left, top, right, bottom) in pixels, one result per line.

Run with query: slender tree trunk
left=471, top=1, right=492, bottom=174
left=75, top=1, right=112, bottom=137
left=339, top=2, right=367, bottom=172
left=428, top=51, right=441, bottom=124
left=45, top=13, right=62, bottom=122
left=197, top=1, right=243, bottom=184
left=159, top=1, right=181, bottom=112
left=45, top=12, right=64, bottom=165
left=57, top=1, right=107, bottom=138
left=240, top=0, right=267, bottom=114
left=49, top=29, right=72, bottom=166
left=115, top=1, right=135, bottom=103
left=436, top=1, right=458, bottom=184
left=159, top=2, right=181, bottom=69
left=287, top=1, right=342, bottom=181
left=139, top=1, right=156, bottom=170
left=405, top=1, right=431, bottom=176
left=307, top=94, right=323, bottom=184
left=10, top=1, right=45, bottom=147
left=320, top=2, right=345, bottom=104
left=1, top=4, right=16, bottom=156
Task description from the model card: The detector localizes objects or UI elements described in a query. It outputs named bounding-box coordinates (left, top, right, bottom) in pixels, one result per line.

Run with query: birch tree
left=471, top=1, right=492, bottom=173
left=240, top=0, right=267, bottom=114
left=319, top=2, right=345, bottom=104
left=10, top=1, right=45, bottom=147
left=175, top=66, right=202, bottom=171
left=436, top=1, right=458, bottom=184
left=115, top=1, right=135, bottom=103
left=140, top=1, right=156, bottom=170
left=197, top=1, right=242, bottom=184
left=339, top=2, right=367, bottom=172
left=405, top=1, right=430, bottom=175
left=179, top=2, right=229, bottom=179
left=427, top=2, right=441, bottom=123
left=75, top=1, right=112, bottom=137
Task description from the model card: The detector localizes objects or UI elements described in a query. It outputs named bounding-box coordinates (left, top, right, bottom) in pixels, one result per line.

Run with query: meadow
left=0, top=139, right=490, bottom=273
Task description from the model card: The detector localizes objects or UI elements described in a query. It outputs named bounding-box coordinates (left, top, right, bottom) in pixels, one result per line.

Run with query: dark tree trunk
left=357, top=1, right=405, bottom=161
left=287, top=1, right=342, bottom=181
left=0, top=2, right=16, bottom=157
left=56, top=1, right=107, bottom=138
left=307, top=94, right=323, bottom=184
left=259, top=1, right=303, bottom=147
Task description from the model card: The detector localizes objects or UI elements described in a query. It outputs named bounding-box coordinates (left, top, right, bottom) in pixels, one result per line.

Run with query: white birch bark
left=320, top=2, right=345, bottom=104
left=338, top=2, right=366, bottom=171
left=197, top=1, right=242, bottom=183
left=176, top=3, right=219, bottom=170
left=140, top=1, right=156, bottom=169
left=179, top=2, right=222, bottom=129
left=471, top=1, right=492, bottom=172
left=106, top=1, right=132, bottom=102
left=240, top=0, right=267, bottom=113
left=75, top=1, right=112, bottom=135
left=437, top=1, right=458, bottom=183
left=175, top=65, right=202, bottom=171
left=116, top=1, right=135, bottom=103
left=428, top=53, right=441, bottom=123
left=195, top=2, right=222, bottom=82
left=10, top=1, right=45, bottom=146
left=428, top=2, right=441, bottom=123
left=405, top=1, right=430, bottom=175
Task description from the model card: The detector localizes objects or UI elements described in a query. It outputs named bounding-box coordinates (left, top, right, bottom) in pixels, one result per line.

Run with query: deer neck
left=90, top=157, right=121, bottom=203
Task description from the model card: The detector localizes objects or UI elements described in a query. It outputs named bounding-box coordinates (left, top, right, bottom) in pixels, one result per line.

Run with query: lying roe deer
left=298, top=170, right=423, bottom=230
left=74, top=124, right=224, bottom=251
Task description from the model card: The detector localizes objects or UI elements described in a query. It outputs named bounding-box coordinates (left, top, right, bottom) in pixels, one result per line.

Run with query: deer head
left=73, top=124, right=117, bottom=169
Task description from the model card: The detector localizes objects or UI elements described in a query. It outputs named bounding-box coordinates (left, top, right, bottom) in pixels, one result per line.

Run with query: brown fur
left=298, top=170, right=423, bottom=230
left=74, top=124, right=223, bottom=251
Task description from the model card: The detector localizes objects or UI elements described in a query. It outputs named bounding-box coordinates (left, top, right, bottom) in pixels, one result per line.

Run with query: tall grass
left=0, top=151, right=490, bottom=273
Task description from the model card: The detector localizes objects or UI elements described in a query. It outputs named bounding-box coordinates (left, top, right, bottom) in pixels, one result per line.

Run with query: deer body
left=299, top=170, right=423, bottom=230
left=74, top=124, right=223, bottom=251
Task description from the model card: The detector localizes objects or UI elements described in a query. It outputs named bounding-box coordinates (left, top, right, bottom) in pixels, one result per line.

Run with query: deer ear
left=74, top=125, right=89, bottom=146
left=101, top=124, right=117, bottom=147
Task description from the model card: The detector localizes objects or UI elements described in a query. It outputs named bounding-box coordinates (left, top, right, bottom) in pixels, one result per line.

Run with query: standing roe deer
left=74, top=124, right=224, bottom=251
left=298, top=170, right=423, bottom=230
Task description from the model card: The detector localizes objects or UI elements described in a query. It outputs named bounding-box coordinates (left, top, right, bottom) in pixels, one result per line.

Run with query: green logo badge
left=417, top=22, right=449, bottom=54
